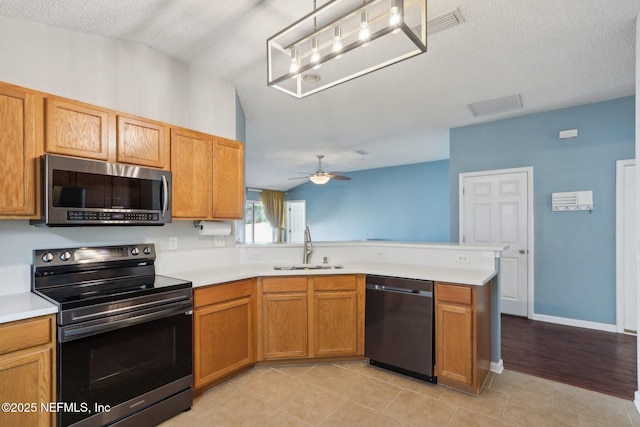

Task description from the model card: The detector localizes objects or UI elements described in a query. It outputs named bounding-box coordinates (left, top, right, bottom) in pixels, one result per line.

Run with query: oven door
left=57, top=302, right=192, bottom=427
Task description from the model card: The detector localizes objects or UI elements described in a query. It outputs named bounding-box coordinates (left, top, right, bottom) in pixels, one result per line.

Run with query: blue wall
left=450, top=97, right=635, bottom=325
left=287, top=160, right=450, bottom=242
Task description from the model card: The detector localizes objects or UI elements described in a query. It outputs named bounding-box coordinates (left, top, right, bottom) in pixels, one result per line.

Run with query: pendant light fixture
left=267, top=0, right=427, bottom=99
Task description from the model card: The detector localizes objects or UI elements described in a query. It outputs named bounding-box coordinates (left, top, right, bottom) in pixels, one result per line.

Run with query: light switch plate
left=214, top=236, right=226, bottom=247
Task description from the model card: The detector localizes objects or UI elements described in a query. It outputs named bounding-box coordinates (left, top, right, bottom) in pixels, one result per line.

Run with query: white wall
left=0, top=16, right=240, bottom=288
left=0, top=15, right=236, bottom=138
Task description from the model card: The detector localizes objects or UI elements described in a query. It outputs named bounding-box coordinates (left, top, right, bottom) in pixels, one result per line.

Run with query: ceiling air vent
left=414, top=8, right=465, bottom=36
left=467, top=94, right=523, bottom=117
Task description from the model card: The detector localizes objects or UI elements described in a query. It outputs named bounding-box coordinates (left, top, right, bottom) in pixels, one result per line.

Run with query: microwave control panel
left=67, top=211, right=160, bottom=222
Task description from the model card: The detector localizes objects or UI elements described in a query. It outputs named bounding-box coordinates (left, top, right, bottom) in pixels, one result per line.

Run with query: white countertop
left=168, top=261, right=497, bottom=288
left=0, top=261, right=496, bottom=325
left=0, top=292, right=57, bottom=324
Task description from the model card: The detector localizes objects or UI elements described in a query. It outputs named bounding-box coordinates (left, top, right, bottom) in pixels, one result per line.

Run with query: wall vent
left=413, top=8, right=465, bottom=36
left=551, top=191, right=593, bottom=211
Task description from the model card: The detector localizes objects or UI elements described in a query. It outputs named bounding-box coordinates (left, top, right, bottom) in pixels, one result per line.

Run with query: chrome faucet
left=303, top=226, right=314, bottom=264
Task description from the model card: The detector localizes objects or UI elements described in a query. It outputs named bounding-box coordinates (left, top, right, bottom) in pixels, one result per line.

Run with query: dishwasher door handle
left=366, top=283, right=433, bottom=297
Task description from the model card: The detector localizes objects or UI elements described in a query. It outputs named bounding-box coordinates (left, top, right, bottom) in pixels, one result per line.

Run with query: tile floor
left=160, top=362, right=640, bottom=427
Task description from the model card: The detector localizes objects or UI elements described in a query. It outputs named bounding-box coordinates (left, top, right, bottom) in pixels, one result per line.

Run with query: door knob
left=519, top=249, right=526, bottom=254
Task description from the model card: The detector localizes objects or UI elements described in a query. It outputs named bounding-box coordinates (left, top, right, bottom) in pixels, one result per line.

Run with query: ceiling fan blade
left=328, top=173, right=351, bottom=181
left=288, top=176, right=311, bottom=180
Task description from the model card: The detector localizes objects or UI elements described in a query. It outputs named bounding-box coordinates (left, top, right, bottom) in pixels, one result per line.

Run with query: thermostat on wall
left=551, top=191, right=593, bottom=211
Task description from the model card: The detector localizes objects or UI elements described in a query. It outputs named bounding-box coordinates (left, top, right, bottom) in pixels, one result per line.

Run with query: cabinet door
left=212, top=137, right=244, bottom=219
left=312, top=291, right=358, bottom=356
left=194, top=296, right=254, bottom=389
left=116, top=115, right=169, bottom=169
left=0, top=348, right=52, bottom=427
left=170, top=128, right=213, bottom=219
left=436, top=302, right=473, bottom=385
left=262, top=293, right=308, bottom=359
left=45, top=97, right=110, bottom=160
left=0, top=84, right=37, bottom=217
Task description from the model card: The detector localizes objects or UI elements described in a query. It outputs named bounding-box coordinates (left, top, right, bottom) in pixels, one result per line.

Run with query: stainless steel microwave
left=32, top=154, right=171, bottom=226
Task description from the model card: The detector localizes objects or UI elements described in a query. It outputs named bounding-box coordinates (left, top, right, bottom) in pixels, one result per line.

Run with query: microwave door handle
left=161, top=175, right=168, bottom=218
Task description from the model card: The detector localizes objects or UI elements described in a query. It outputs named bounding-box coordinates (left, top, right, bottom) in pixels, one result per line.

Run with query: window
left=243, top=201, right=275, bottom=244
left=237, top=199, right=306, bottom=244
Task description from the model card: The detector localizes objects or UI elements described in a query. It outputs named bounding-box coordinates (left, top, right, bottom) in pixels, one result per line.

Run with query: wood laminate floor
left=501, top=314, right=637, bottom=400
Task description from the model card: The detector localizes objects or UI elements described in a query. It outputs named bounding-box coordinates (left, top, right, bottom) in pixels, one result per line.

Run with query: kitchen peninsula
left=160, top=241, right=505, bottom=395
left=0, top=240, right=503, bottom=427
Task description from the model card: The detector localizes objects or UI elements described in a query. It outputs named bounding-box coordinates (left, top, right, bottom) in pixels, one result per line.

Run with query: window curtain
left=261, top=190, right=286, bottom=242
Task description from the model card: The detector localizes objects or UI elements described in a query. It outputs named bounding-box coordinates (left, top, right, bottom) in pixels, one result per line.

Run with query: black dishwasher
left=364, top=274, right=436, bottom=383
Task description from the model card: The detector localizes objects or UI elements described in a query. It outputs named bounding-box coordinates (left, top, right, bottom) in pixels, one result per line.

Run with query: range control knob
left=41, top=252, right=54, bottom=263
left=60, top=251, right=72, bottom=261
left=131, top=247, right=140, bottom=256
left=143, top=246, right=151, bottom=255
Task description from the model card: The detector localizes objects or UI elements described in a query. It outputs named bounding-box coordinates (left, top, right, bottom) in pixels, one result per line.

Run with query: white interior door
left=460, top=168, right=532, bottom=317
left=616, top=159, right=636, bottom=333
left=286, top=200, right=306, bottom=244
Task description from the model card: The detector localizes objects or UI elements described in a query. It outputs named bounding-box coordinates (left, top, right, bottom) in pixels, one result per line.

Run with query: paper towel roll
left=197, top=221, right=232, bottom=236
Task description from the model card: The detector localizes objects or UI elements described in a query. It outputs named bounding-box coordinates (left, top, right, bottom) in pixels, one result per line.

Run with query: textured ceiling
left=1, top=0, right=639, bottom=190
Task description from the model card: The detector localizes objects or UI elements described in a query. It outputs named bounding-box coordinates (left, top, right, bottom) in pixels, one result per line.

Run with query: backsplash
left=0, top=265, right=30, bottom=295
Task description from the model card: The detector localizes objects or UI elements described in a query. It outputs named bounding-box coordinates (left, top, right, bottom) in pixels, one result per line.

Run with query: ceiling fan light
left=310, top=174, right=331, bottom=185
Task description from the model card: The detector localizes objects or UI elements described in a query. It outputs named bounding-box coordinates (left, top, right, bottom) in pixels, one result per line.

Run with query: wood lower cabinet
left=0, top=315, right=55, bottom=427
left=258, top=274, right=365, bottom=361
left=311, top=275, right=364, bottom=357
left=193, top=279, right=256, bottom=391
left=435, top=281, right=491, bottom=395
left=0, top=82, right=39, bottom=218
left=260, top=276, right=309, bottom=359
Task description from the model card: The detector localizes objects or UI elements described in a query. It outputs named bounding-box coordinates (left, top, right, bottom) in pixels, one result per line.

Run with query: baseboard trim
left=490, top=359, right=504, bottom=374
left=531, top=313, right=617, bottom=333
left=634, top=391, right=640, bottom=414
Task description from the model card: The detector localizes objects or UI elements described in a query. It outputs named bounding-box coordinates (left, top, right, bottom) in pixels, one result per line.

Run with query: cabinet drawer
left=0, top=316, right=51, bottom=356
left=195, top=279, right=254, bottom=308
left=262, top=277, right=308, bottom=293
left=437, top=283, right=472, bottom=305
left=313, top=275, right=356, bottom=291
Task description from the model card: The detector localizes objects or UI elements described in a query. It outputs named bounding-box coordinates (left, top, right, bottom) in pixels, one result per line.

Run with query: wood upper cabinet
left=171, top=130, right=245, bottom=220
left=171, top=127, right=213, bottom=219
left=212, top=137, right=244, bottom=219
left=45, top=96, right=170, bottom=169
left=260, top=277, right=309, bottom=360
left=435, top=282, right=491, bottom=395
left=0, top=82, right=39, bottom=218
left=116, top=115, right=170, bottom=169
left=0, top=315, right=55, bottom=427
left=258, top=274, right=364, bottom=361
left=193, top=279, right=256, bottom=391
left=311, top=275, right=364, bottom=357
left=45, top=97, right=111, bottom=161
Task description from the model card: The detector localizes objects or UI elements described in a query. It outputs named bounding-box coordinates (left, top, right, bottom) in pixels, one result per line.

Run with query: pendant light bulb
left=359, top=11, right=370, bottom=46
left=332, top=26, right=343, bottom=58
left=311, top=38, right=321, bottom=69
left=289, top=48, right=300, bottom=75
left=389, top=0, right=401, bottom=29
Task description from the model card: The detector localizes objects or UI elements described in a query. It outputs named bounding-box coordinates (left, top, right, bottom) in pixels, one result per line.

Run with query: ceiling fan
left=289, top=155, right=351, bottom=185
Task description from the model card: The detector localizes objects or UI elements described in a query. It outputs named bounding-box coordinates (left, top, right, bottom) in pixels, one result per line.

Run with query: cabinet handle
left=519, top=249, right=526, bottom=254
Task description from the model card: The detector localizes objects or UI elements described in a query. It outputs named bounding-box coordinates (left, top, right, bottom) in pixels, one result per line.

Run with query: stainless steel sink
left=273, top=264, right=344, bottom=270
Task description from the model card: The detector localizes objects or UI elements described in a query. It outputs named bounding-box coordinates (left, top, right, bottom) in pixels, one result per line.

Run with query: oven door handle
left=59, top=301, right=192, bottom=342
